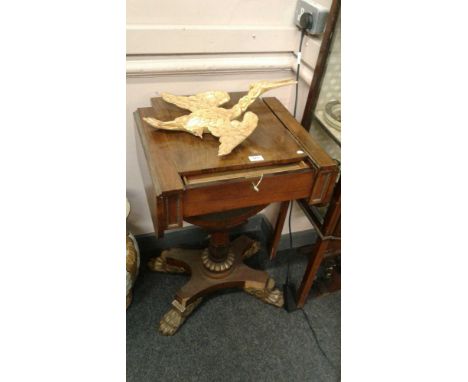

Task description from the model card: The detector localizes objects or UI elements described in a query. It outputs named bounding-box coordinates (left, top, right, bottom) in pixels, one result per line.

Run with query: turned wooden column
left=208, top=231, right=231, bottom=263
left=200, top=229, right=237, bottom=274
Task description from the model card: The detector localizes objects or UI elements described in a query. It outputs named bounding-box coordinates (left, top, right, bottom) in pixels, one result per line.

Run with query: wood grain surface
left=143, top=92, right=307, bottom=175
left=134, top=93, right=339, bottom=236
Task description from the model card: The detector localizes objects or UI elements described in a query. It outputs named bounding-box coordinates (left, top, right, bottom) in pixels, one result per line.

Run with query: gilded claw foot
left=147, top=250, right=187, bottom=274
left=159, top=298, right=203, bottom=336
left=244, top=278, right=284, bottom=308
left=242, top=240, right=261, bottom=260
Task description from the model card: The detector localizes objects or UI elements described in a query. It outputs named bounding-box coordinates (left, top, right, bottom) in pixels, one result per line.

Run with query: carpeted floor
left=127, top=239, right=340, bottom=382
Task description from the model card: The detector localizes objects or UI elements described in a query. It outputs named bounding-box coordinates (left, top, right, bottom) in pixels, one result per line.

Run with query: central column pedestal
left=149, top=232, right=284, bottom=335
left=201, top=231, right=235, bottom=273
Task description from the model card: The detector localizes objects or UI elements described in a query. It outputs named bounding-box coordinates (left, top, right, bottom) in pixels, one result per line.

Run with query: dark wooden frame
left=301, top=0, right=341, bottom=131
left=296, top=179, right=340, bottom=307
left=268, top=1, right=342, bottom=306
left=296, top=0, right=341, bottom=305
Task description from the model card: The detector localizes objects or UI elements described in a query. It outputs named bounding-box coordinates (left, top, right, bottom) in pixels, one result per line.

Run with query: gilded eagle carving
left=143, top=79, right=296, bottom=156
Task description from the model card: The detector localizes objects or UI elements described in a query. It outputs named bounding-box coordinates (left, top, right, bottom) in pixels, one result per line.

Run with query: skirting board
left=135, top=213, right=317, bottom=259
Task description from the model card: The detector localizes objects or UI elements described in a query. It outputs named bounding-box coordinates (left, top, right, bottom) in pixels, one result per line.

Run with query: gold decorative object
left=126, top=236, right=137, bottom=308
left=126, top=199, right=140, bottom=309
left=241, top=240, right=261, bottom=260
left=143, top=79, right=296, bottom=156
left=159, top=298, right=203, bottom=336
left=244, top=278, right=284, bottom=308
left=201, top=248, right=235, bottom=272
left=147, top=250, right=187, bottom=274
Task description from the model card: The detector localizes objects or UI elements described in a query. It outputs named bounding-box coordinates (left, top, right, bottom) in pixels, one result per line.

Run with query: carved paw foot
left=244, top=278, right=284, bottom=308
left=159, top=298, right=202, bottom=336
left=148, top=250, right=187, bottom=274
left=242, top=240, right=261, bottom=260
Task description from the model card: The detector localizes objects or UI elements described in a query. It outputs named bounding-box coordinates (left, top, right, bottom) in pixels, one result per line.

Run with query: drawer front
left=183, top=170, right=315, bottom=217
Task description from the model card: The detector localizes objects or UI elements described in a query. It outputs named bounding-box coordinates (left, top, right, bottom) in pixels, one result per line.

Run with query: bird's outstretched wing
left=161, top=91, right=230, bottom=112
left=208, top=112, right=259, bottom=156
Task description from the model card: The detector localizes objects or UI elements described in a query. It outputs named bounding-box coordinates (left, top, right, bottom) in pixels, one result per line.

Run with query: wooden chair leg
left=269, top=201, right=290, bottom=259
left=296, top=239, right=328, bottom=308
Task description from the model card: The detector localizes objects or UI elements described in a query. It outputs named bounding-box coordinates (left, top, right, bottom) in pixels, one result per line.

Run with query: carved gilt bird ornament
left=143, top=79, right=297, bottom=156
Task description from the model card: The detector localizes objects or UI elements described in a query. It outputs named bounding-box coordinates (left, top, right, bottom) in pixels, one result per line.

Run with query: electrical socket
left=294, top=0, right=329, bottom=35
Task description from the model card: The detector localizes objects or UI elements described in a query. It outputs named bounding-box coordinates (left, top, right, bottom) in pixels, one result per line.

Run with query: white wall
left=126, top=0, right=332, bottom=235
left=127, top=0, right=298, bottom=25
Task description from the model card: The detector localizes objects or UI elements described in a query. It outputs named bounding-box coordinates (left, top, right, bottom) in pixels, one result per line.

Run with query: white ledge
left=126, top=53, right=313, bottom=84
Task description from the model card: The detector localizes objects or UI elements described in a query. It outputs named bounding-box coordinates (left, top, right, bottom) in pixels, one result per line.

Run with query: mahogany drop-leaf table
left=134, top=92, right=338, bottom=335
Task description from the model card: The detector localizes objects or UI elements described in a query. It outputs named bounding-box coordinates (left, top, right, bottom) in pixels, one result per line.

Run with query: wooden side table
left=296, top=179, right=341, bottom=307
left=268, top=180, right=341, bottom=308
left=134, top=93, right=338, bottom=335
left=290, top=0, right=341, bottom=307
